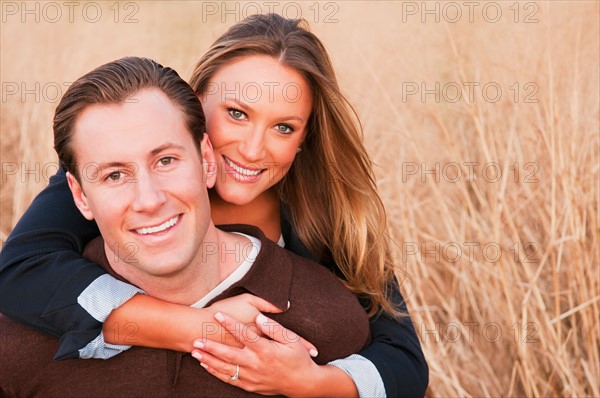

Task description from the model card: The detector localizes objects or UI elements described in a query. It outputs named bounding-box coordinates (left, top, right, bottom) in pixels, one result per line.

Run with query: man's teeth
left=136, top=216, right=178, bottom=235
left=224, top=157, right=262, bottom=176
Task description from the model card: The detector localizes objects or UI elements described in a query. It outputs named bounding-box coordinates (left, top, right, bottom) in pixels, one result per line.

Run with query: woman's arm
left=104, top=293, right=284, bottom=352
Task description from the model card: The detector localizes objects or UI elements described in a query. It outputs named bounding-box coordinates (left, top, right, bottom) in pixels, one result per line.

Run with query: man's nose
left=131, top=171, right=167, bottom=213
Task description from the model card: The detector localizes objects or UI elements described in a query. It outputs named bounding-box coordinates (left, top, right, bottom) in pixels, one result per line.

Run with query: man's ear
left=66, top=172, right=94, bottom=221
left=200, top=133, right=217, bottom=189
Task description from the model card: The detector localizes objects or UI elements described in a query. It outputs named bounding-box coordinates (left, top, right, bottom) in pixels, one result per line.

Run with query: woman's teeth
left=224, top=156, right=263, bottom=176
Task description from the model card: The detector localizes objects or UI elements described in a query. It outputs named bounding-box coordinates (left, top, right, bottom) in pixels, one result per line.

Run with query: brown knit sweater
left=0, top=225, right=370, bottom=397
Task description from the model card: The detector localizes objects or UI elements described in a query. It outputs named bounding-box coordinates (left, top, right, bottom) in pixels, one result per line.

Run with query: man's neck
left=105, top=224, right=250, bottom=306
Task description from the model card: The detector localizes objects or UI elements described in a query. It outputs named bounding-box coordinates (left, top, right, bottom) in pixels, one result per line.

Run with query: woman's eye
left=158, top=157, right=174, bottom=167
left=228, top=108, right=247, bottom=120
left=275, top=124, right=294, bottom=134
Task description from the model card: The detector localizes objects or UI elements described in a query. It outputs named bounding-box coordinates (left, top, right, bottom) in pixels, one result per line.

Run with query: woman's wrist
left=103, top=295, right=216, bottom=352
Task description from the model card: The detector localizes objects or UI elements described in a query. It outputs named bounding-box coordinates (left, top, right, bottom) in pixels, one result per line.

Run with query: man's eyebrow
left=94, top=161, right=136, bottom=173
left=150, top=143, right=187, bottom=156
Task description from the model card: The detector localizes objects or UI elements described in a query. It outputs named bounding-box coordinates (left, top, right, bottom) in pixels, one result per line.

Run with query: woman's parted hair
left=190, top=14, right=402, bottom=317
left=54, top=56, right=205, bottom=181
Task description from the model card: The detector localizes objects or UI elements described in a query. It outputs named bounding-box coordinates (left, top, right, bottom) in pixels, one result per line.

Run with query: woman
left=0, top=14, right=427, bottom=397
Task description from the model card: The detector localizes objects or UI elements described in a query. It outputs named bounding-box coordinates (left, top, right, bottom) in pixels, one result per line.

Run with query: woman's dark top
left=0, top=168, right=428, bottom=397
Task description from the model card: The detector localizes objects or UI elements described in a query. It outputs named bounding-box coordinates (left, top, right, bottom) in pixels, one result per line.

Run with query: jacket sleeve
left=280, top=204, right=429, bottom=397
left=358, top=279, right=429, bottom=398
left=0, top=168, right=116, bottom=359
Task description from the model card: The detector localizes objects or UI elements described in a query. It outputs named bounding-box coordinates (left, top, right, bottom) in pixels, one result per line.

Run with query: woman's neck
left=209, top=188, right=282, bottom=242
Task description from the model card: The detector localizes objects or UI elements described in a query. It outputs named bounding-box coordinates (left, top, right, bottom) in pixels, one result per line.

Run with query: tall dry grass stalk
left=1, top=1, right=598, bottom=396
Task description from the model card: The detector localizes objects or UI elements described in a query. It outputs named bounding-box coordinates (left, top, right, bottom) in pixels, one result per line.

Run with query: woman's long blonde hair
left=190, top=14, right=401, bottom=317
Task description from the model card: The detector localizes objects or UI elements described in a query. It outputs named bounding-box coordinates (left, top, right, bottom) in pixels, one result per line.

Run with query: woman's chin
left=215, top=187, right=258, bottom=206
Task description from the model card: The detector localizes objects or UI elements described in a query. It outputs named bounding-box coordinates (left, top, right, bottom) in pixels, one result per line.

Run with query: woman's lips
left=222, top=155, right=266, bottom=183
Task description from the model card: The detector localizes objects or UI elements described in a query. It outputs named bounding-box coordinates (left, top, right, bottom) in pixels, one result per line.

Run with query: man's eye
left=275, top=124, right=294, bottom=134
left=228, top=108, right=247, bottom=120
left=105, top=171, right=123, bottom=182
left=158, top=157, right=174, bottom=167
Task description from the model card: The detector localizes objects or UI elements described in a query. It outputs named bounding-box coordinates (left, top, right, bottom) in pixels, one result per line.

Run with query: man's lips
left=132, top=214, right=180, bottom=235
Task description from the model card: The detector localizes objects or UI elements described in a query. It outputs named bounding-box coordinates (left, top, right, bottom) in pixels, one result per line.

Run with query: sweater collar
left=211, top=224, right=292, bottom=312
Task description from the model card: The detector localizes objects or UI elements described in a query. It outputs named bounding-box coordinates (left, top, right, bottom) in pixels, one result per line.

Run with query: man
left=0, top=57, right=370, bottom=397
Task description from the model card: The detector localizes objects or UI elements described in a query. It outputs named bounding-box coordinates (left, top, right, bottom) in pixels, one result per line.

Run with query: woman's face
left=200, top=55, right=312, bottom=205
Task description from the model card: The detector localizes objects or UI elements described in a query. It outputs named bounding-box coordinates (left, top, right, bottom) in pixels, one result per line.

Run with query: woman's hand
left=207, top=293, right=283, bottom=327
left=191, top=312, right=318, bottom=396
left=203, top=294, right=285, bottom=348
left=190, top=312, right=357, bottom=397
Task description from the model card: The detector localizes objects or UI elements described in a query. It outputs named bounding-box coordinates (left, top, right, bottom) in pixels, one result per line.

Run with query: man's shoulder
left=0, top=314, right=60, bottom=388
left=0, top=314, right=56, bottom=343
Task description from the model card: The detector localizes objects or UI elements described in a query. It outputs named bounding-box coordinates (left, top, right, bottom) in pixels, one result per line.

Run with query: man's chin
left=147, top=254, right=195, bottom=275
left=110, top=253, right=190, bottom=281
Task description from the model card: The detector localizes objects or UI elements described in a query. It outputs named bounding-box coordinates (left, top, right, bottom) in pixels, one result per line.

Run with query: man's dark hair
left=54, top=56, right=205, bottom=181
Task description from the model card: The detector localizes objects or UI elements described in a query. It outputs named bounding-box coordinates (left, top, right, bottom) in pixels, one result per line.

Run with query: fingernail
left=200, top=362, right=208, bottom=369
left=309, top=349, right=318, bottom=358
left=193, top=341, right=205, bottom=349
left=192, top=351, right=202, bottom=360
left=287, top=301, right=291, bottom=309
left=256, top=313, right=268, bottom=325
left=214, top=312, right=225, bottom=323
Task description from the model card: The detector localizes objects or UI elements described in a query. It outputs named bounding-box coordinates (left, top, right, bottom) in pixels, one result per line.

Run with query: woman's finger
left=200, top=359, right=251, bottom=390
left=214, top=311, right=261, bottom=345
left=192, top=337, right=245, bottom=365
left=192, top=349, right=236, bottom=377
left=245, top=294, right=284, bottom=314
left=255, top=313, right=318, bottom=357
left=298, top=336, right=319, bottom=357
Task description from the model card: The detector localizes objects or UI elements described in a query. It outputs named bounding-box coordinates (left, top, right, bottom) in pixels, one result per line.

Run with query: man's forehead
left=71, top=90, right=192, bottom=165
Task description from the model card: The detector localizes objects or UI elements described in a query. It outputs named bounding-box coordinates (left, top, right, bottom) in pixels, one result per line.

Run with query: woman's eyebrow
left=226, top=97, right=250, bottom=111
left=227, top=97, right=306, bottom=124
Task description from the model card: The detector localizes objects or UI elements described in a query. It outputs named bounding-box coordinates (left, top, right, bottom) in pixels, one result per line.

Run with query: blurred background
left=1, top=1, right=598, bottom=396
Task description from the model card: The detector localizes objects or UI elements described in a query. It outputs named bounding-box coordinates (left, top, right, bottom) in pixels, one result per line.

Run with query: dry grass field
left=1, top=1, right=598, bottom=396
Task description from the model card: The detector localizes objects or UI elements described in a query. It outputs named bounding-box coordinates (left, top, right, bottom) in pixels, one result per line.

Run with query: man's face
left=67, top=88, right=216, bottom=280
